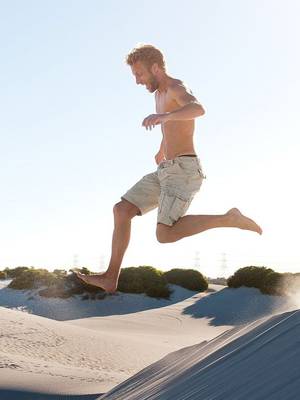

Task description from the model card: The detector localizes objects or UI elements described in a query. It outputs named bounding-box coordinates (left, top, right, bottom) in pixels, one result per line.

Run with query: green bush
left=0, top=271, right=7, bottom=280
left=7, top=266, right=106, bottom=296
left=5, top=266, right=31, bottom=279
left=227, top=266, right=275, bottom=290
left=145, top=284, right=172, bottom=298
left=6, top=265, right=222, bottom=300
left=118, top=266, right=171, bottom=298
left=8, top=269, right=58, bottom=290
left=260, top=272, right=284, bottom=295
left=226, top=266, right=299, bottom=296
left=76, top=267, right=91, bottom=275
left=53, top=269, right=67, bottom=277
left=163, top=268, right=208, bottom=292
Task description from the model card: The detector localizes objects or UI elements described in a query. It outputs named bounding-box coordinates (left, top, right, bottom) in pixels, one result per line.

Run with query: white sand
left=98, top=309, right=300, bottom=400
left=0, top=279, right=299, bottom=399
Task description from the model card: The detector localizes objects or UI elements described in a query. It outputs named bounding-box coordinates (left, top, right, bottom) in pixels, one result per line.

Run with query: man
left=76, top=44, right=262, bottom=293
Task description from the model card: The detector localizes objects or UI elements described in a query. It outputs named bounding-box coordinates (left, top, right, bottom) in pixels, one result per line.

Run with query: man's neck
left=157, top=74, right=172, bottom=93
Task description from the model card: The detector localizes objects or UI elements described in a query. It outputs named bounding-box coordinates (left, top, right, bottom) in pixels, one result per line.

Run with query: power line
left=219, top=252, right=228, bottom=275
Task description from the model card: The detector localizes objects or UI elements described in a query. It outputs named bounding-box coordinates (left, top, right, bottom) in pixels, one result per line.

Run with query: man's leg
left=76, top=199, right=140, bottom=292
left=156, top=208, right=262, bottom=243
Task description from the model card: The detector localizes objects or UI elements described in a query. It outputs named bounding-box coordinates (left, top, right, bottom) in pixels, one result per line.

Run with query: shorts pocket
left=169, top=196, right=191, bottom=223
left=158, top=192, right=166, bottom=214
left=177, top=160, right=206, bottom=179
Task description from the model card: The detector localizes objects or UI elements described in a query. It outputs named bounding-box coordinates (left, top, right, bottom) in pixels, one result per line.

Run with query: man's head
left=126, top=44, right=167, bottom=92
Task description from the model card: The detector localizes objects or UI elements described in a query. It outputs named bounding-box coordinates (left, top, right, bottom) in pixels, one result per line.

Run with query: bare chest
left=155, top=91, right=178, bottom=114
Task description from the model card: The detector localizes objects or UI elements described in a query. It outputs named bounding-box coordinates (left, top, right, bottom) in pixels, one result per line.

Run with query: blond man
left=77, top=44, right=262, bottom=292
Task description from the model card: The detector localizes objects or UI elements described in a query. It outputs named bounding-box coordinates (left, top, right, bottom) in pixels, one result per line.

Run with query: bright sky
left=1, top=0, right=299, bottom=278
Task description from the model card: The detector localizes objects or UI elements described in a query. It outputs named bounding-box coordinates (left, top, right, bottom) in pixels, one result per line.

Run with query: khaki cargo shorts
left=121, top=155, right=206, bottom=226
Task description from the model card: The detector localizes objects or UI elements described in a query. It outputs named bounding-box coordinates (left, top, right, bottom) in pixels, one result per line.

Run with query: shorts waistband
left=158, top=155, right=201, bottom=169
left=177, top=154, right=197, bottom=157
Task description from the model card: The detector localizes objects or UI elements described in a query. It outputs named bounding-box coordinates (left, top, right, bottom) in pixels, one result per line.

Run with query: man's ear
left=150, top=63, right=159, bottom=75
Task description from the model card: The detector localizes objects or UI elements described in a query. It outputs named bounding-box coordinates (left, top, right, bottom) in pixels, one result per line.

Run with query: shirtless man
left=76, top=44, right=262, bottom=292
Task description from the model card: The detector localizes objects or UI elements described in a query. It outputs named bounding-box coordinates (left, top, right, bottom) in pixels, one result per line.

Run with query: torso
left=155, top=79, right=196, bottom=160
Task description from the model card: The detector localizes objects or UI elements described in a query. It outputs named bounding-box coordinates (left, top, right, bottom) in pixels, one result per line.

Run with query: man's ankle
left=105, top=270, right=120, bottom=280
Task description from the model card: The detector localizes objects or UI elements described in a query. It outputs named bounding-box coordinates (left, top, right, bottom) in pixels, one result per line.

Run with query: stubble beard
left=147, top=74, right=159, bottom=93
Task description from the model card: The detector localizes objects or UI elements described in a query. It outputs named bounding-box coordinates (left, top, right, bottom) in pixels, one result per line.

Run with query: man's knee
left=113, top=199, right=140, bottom=221
left=156, top=223, right=175, bottom=243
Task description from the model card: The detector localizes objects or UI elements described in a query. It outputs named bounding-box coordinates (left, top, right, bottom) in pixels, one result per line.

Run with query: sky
left=0, top=0, right=299, bottom=278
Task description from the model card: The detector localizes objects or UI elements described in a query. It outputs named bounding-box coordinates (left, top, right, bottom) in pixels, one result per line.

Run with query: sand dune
left=0, top=279, right=299, bottom=399
left=97, top=309, right=300, bottom=400
left=0, top=284, right=229, bottom=396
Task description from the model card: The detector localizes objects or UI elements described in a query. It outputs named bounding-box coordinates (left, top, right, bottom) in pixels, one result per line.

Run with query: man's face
left=131, top=61, right=159, bottom=93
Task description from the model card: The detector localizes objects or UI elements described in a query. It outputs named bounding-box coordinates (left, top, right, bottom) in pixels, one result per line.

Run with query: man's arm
left=166, top=84, right=205, bottom=121
left=142, top=83, right=205, bottom=129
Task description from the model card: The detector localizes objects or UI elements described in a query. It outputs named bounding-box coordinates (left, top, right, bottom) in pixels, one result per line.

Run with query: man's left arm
left=165, top=84, right=205, bottom=121
left=142, top=84, right=205, bottom=130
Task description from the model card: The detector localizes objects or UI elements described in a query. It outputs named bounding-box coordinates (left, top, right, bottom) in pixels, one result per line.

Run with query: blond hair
left=126, top=44, right=166, bottom=71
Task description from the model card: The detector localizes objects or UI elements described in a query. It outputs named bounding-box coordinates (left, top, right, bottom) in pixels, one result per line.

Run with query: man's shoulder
left=168, top=78, right=192, bottom=92
left=168, top=78, right=185, bottom=89
left=167, top=79, right=193, bottom=98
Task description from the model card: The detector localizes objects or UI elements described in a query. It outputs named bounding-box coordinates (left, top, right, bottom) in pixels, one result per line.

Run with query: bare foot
left=226, top=208, right=262, bottom=235
left=75, top=272, right=118, bottom=293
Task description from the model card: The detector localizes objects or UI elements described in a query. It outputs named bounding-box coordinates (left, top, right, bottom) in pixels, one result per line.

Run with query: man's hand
left=142, top=113, right=169, bottom=131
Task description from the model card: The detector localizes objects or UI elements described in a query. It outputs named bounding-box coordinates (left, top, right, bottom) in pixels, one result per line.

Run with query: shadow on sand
left=182, top=286, right=293, bottom=326
left=0, top=389, right=102, bottom=400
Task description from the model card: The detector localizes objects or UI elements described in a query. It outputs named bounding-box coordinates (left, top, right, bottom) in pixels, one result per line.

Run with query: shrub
left=227, top=266, right=275, bottom=290
left=78, top=267, right=91, bottom=275
left=118, top=266, right=171, bottom=299
left=5, top=266, right=31, bottom=279
left=53, top=269, right=67, bottom=277
left=226, top=266, right=299, bottom=296
left=0, top=271, right=7, bottom=280
left=163, top=268, right=208, bottom=292
left=7, top=266, right=107, bottom=297
left=260, top=272, right=284, bottom=295
left=145, top=284, right=172, bottom=298
left=8, top=269, right=58, bottom=290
